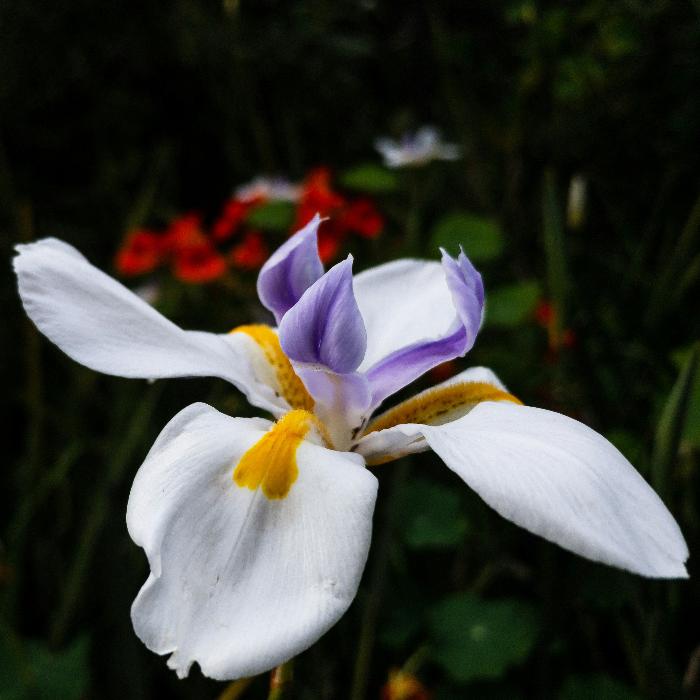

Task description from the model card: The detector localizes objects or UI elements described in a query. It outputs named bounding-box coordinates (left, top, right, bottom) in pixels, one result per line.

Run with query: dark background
left=2, top=1, right=700, bottom=698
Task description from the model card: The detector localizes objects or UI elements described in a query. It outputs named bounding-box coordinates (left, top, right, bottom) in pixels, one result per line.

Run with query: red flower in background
left=171, top=242, right=227, bottom=283
left=340, top=198, right=384, bottom=239
left=115, top=229, right=164, bottom=276
left=114, top=168, right=384, bottom=282
left=164, top=213, right=227, bottom=284
left=295, top=167, right=384, bottom=263
left=230, top=230, right=269, bottom=270
left=294, top=168, right=345, bottom=227
left=212, top=197, right=262, bottom=242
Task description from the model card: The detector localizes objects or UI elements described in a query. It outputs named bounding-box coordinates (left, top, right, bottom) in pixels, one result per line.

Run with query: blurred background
left=2, top=1, right=700, bottom=698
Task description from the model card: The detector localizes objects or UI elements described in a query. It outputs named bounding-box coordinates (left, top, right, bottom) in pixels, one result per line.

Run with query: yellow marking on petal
left=233, top=409, right=325, bottom=500
left=365, top=381, right=522, bottom=435
left=231, top=324, right=314, bottom=411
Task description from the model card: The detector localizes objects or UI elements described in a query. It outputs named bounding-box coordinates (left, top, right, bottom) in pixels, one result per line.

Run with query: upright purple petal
left=365, top=248, right=484, bottom=407
left=440, top=247, right=484, bottom=347
left=279, top=257, right=367, bottom=374
left=256, top=214, right=324, bottom=324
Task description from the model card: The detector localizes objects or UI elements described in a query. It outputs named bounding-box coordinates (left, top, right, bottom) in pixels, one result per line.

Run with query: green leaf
left=428, top=593, right=539, bottom=683
left=651, top=343, right=699, bottom=498
left=378, top=606, right=423, bottom=649
left=245, top=201, right=295, bottom=231
left=0, top=634, right=89, bottom=700
left=672, top=344, right=700, bottom=447
left=339, top=163, right=398, bottom=193
left=485, top=281, right=541, bottom=327
left=559, top=674, right=641, bottom=700
left=430, top=213, right=504, bottom=262
left=396, top=478, right=468, bottom=549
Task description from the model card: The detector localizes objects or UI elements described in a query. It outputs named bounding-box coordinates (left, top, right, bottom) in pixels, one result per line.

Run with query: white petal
left=419, top=402, right=688, bottom=578
left=355, top=366, right=507, bottom=464
left=14, top=239, right=286, bottom=415
left=127, top=403, right=378, bottom=680
left=353, top=259, right=454, bottom=371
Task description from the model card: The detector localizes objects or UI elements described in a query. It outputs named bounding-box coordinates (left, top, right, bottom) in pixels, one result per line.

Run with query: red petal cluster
left=115, top=167, right=384, bottom=284
left=295, top=167, right=384, bottom=262
left=114, top=229, right=164, bottom=276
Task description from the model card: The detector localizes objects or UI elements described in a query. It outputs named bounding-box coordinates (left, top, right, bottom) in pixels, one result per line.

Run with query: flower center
left=365, top=381, right=521, bottom=434
left=233, top=409, right=329, bottom=500
left=231, top=324, right=314, bottom=411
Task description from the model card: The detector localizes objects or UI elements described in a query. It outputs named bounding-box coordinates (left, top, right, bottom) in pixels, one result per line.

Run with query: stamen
left=365, top=381, right=522, bottom=434
left=232, top=324, right=314, bottom=411
left=233, top=409, right=328, bottom=499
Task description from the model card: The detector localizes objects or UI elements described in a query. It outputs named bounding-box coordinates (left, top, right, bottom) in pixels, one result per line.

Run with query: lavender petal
left=279, top=257, right=367, bottom=374
left=256, top=214, right=324, bottom=324
left=365, top=249, right=484, bottom=406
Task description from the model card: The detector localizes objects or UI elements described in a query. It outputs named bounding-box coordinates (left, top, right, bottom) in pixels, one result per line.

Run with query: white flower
left=375, top=126, right=460, bottom=168
left=13, top=217, right=688, bottom=681
left=234, top=176, right=301, bottom=203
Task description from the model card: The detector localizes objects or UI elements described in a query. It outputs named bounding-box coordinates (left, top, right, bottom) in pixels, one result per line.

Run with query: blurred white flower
left=375, top=127, right=460, bottom=168
left=235, top=176, right=301, bottom=203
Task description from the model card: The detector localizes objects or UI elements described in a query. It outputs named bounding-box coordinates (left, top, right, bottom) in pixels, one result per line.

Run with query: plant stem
left=268, top=660, right=293, bottom=700
left=218, top=677, right=254, bottom=700
left=49, top=383, right=162, bottom=646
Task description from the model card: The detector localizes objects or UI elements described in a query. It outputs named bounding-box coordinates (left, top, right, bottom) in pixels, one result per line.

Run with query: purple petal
left=365, top=249, right=484, bottom=406
left=279, top=257, right=367, bottom=374
left=256, top=214, right=324, bottom=324
left=440, top=247, right=484, bottom=345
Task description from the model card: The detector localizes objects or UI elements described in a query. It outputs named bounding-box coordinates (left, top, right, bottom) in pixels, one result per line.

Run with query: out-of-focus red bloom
left=165, top=214, right=228, bottom=283
left=294, top=167, right=384, bottom=262
left=534, top=299, right=576, bottom=353
left=534, top=300, right=554, bottom=327
left=115, top=168, right=384, bottom=283
left=212, top=196, right=264, bottom=242
left=230, top=230, right=269, bottom=270
left=295, top=167, right=346, bottom=228
left=315, top=227, right=342, bottom=263
left=340, top=198, right=384, bottom=239
left=381, top=669, right=430, bottom=700
left=163, top=213, right=206, bottom=252
left=115, top=229, right=164, bottom=276
left=172, top=243, right=227, bottom=283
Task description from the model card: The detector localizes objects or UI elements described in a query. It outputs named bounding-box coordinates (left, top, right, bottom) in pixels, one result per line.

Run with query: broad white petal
left=14, top=239, right=286, bottom=415
left=419, top=402, right=688, bottom=578
left=127, top=403, right=378, bottom=680
left=355, top=366, right=507, bottom=464
left=353, top=259, right=454, bottom=371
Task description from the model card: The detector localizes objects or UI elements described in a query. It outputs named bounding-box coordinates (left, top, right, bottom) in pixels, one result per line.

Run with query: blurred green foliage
left=430, top=213, right=505, bottom=262
left=2, top=0, right=700, bottom=699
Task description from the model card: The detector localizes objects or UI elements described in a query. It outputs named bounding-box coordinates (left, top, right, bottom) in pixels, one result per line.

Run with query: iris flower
left=375, top=126, right=460, bottom=168
left=14, top=216, right=687, bottom=681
